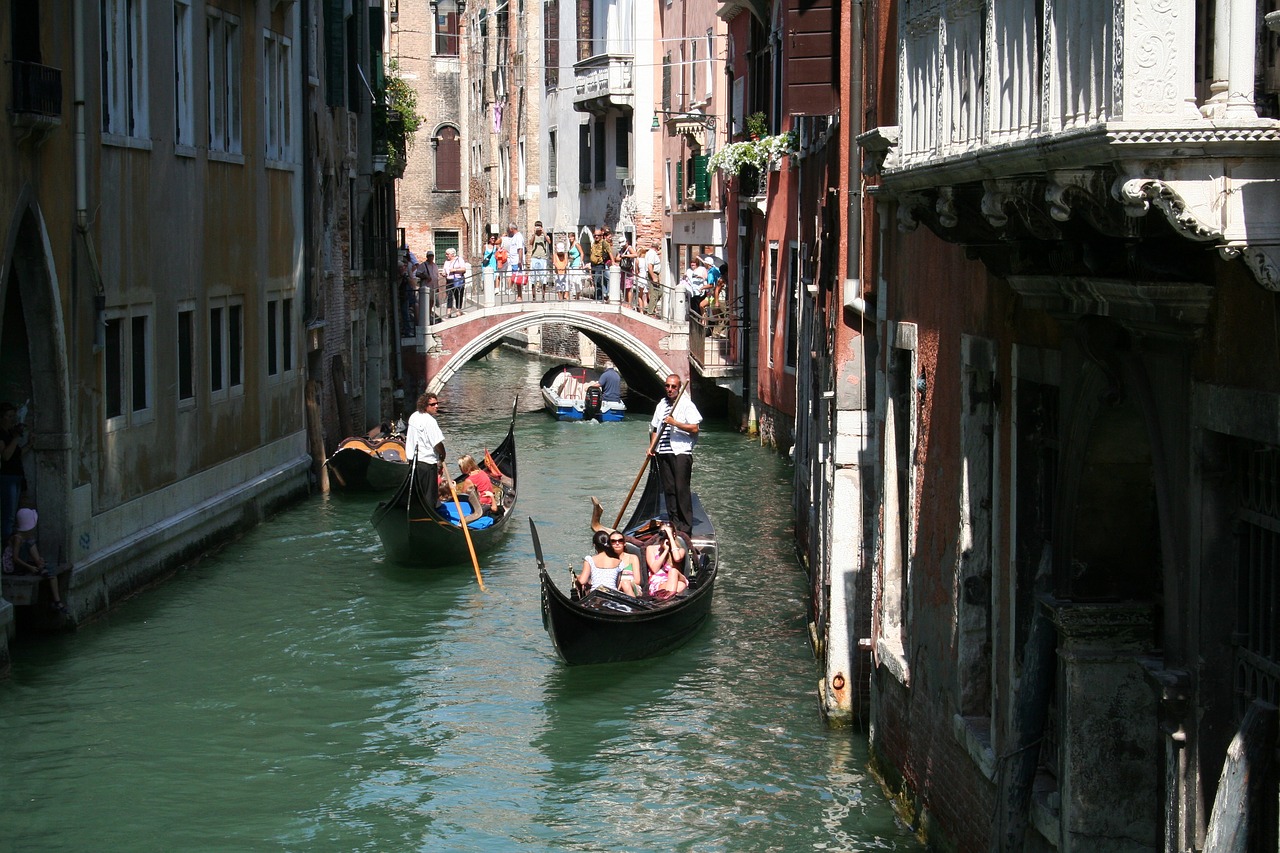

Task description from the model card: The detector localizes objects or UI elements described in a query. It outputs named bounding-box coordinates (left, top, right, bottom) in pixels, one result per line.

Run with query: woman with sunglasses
left=575, top=529, right=641, bottom=597
left=644, top=522, right=689, bottom=601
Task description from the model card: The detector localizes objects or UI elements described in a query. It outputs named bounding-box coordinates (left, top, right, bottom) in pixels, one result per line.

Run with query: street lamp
left=651, top=108, right=717, bottom=132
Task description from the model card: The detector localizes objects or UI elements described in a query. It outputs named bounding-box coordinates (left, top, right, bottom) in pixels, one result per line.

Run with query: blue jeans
left=0, top=473, right=21, bottom=541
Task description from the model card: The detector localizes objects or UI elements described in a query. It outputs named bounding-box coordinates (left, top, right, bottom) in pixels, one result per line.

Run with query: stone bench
left=2, top=563, right=71, bottom=606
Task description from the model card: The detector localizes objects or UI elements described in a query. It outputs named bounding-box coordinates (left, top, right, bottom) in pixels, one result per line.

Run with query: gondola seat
left=435, top=500, right=498, bottom=530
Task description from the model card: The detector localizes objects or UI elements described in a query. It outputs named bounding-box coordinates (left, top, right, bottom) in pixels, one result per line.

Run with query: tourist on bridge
left=415, top=249, right=439, bottom=324
left=683, top=257, right=710, bottom=318
left=528, top=221, right=550, bottom=300
left=566, top=232, right=584, bottom=296
left=552, top=242, right=571, bottom=301
left=589, top=227, right=615, bottom=300
left=619, top=240, right=638, bottom=307
left=642, top=241, right=661, bottom=315
left=648, top=375, right=702, bottom=536
left=503, top=222, right=526, bottom=301
left=442, top=248, right=467, bottom=317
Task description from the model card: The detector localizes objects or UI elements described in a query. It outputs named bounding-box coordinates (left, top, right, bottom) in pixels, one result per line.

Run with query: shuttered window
left=435, top=126, right=461, bottom=191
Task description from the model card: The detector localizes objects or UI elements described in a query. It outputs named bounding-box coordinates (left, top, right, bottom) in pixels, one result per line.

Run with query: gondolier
left=648, top=375, right=701, bottom=536
left=405, top=393, right=446, bottom=506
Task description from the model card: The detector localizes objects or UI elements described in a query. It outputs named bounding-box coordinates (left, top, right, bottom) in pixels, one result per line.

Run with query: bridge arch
left=425, top=309, right=679, bottom=395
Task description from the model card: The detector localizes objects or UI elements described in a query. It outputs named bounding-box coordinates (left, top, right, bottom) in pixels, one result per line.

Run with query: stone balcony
left=573, top=53, right=634, bottom=115
left=860, top=0, right=1280, bottom=290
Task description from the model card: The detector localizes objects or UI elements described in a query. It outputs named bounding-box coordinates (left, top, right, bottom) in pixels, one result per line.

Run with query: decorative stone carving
left=936, top=187, right=959, bottom=229
left=1112, top=178, right=1221, bottom=242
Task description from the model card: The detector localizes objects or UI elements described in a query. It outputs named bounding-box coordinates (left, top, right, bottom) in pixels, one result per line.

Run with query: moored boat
left=533, top=462, right=718, bottom=665
left=325, top=435, right=409, bottom=492
left=371, top=404, right=518, bottom=567
left=538, top=364, right=626, bottom=422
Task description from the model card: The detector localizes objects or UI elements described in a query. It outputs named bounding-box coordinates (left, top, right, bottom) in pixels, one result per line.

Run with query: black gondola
left=371, top=402, right=518, bottom=566
left=325, top=435, right=408, bottom=492
left=533, top=462, right=718, bottom=665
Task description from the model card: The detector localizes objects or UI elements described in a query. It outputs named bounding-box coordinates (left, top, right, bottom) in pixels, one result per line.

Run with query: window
left=615, top=115, right=631, bottom=178
left=267, top=296, right=295, bottom=378
left=102, top=0, right=148, bottom=138
left=177, top=308, right=195, bottom=402
left=785, top=243, right=799, bottom=370
left=664, top=158, right=672, bottom=211
left=434, top=230, right=460, bottom=260
left=548, top=127, right=558, bottom=193
left=435, top=126, right=461, bottom=191
left=579, top=124, right=591, bottom=186
left=767, top=243, right=778, bottom=366
left=207, top=8, right=242, bottom=155
left=593, top=119, right=606, bottom=186
left=103, top=307, right=153, bottom=425
left=174, top=0, right=194, bottom=147
left=705, top=29, right=714, bottom=98
left=691, top=39, right=699, bottom=101
left=209, top=299, right=244, bottom=397
left=543, top=0, right=559, bottom=88
left=264, top=30, right=292, bottom=162
left=435, top=0, right=459, bottom=55
left=662, top=54, right=671, bottom=110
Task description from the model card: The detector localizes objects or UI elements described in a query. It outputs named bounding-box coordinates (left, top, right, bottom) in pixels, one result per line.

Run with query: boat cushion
left=436, top=501, right=497, bottom=530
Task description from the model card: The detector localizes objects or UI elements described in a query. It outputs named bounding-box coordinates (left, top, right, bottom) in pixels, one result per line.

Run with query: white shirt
left=644, top=248, right=660, bottom=280
left=502, top=231, right=525, bottom=267
left=405, top=410, right=445, bottom=463
left=649, top=396, right=702, bottom=455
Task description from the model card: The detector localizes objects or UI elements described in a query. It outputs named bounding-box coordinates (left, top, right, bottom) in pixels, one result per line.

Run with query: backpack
left=495, top=247, right=509, bottom=265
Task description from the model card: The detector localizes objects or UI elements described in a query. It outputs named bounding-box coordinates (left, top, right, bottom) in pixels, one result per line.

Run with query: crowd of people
left=399, top=226, right=725, bottom=320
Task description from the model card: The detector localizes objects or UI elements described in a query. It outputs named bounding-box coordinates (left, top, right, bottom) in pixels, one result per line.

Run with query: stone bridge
left=418, top=299, right=690, bottom=400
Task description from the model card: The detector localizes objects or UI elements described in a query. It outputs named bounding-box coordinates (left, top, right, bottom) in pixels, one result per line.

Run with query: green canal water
left=0, top=352, right=922, bottom=852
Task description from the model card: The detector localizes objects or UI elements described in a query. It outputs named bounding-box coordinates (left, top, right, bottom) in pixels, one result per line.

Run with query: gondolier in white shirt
left=405, top=392, right=446, bottom=506
left=648, top=374, right=702, bottom=536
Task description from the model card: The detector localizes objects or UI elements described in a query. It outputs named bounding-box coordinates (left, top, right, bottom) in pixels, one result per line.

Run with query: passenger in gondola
left=576, top=529, right=641, bottom=597
left=645, top=523, right=689, bottom=601
left=438, top=473, right=486, bottom=524
left=457, top=454, right=500, bottom=517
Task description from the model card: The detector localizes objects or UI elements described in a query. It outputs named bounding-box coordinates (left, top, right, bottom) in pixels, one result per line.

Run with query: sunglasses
left=427, top=401, right=440, bottom=406
left=609, top=537, right=626, bottom=544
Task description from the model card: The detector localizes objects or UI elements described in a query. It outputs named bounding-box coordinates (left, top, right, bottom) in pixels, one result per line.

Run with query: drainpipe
left=74, top=0, right=107, bottom=349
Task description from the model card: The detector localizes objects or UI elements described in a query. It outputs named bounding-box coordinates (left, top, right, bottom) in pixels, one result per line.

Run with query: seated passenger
left=644, top=523, right=689, bottom=601
left=457, top=454, right=497, bottom=515
left=3, top=508, right=68, bottom=615
left=576, top=529, right=640, bottom=597
left=439, top=475, right=485, bottom=524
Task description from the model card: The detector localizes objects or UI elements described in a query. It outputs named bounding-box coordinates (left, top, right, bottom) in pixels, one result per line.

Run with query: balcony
left=8, top=61, right=63, bottom=131
left=861, top=0, right=1280, bottom=290
left=573, top=54, right=634, bottom=115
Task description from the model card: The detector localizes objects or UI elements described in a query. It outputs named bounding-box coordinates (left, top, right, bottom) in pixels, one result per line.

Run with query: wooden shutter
left=787, top=0, right=837, bottom=115
left=435, top=126, right=461, bottom=192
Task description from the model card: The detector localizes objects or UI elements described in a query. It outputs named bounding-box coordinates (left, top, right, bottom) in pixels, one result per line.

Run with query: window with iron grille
left=544, top=0, right=559, bottom=87
left=1233, top=439, right=1280, bottom=714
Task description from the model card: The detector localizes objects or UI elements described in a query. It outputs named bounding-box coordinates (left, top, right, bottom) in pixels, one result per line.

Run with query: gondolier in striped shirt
left=648, top=374, right=702, bottom=536
left=405, top=392, right=446, bottom=507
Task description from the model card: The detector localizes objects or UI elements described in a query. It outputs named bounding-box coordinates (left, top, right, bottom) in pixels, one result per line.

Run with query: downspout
left=74, top=0, right=107, bottom=349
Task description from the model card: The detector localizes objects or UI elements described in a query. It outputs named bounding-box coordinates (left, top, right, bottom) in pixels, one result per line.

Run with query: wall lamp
left=651, top=108, right=717, bottom=132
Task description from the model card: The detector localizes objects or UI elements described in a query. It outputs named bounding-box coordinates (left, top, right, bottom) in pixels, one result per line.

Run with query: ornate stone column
left=1048, top=599, right=1160, bottom=853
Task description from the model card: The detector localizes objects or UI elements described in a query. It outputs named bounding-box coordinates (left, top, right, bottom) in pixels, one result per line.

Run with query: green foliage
left=744, top=111, right=769, bottom=138
left=384, top=59, right=422, bottom=151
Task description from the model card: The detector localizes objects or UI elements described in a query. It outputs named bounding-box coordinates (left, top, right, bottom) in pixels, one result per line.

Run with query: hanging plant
left=744, top=111, right=769, bottom=140
left=706, top=131, right=799, bottom=176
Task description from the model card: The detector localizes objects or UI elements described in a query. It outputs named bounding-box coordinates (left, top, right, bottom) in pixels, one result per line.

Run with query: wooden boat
left=371, top=404, right=518, bottom=566
left=538, top=363, right=626, bottom=422
left=533, top=462, right=718, bottom=665
left=325, top=435, right=408, bottom=492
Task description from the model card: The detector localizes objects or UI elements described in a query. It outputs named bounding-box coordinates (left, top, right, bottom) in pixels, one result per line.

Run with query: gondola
left=532, top=461, right=718, bottom=665
left=371, top=402, right=518, bottom=567
left=324, top=434, right=408, bottom=492
left=538, top=363, right=626, bottom=422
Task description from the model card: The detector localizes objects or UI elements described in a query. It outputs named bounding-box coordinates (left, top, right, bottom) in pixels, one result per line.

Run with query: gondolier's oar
left=448, top=478, right=487, bottom=592
left=613, top=382, right=687, bottom=530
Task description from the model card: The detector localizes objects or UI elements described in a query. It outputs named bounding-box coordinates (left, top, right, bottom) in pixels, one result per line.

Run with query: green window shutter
left=676, top=160, right=684, bottom=205
left=324, top=0, right=345, bottom=107
left=693, top=154, right=710, bottom=203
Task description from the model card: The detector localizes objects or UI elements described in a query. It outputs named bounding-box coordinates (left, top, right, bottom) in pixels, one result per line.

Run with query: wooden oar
left=448, top=478, right=487, bottom=592
left=613, top=382, right=687, bottom=529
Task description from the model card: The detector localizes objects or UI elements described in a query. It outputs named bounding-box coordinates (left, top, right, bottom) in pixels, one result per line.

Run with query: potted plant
left=744, top=111, right=769, bottom=140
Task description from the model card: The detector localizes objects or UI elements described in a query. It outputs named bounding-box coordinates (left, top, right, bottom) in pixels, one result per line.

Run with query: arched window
left=435, top=126, right=460, bottom=192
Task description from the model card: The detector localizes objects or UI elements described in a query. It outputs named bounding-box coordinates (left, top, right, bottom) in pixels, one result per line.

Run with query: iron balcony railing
left=9, top=60, right=63, bottom=119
